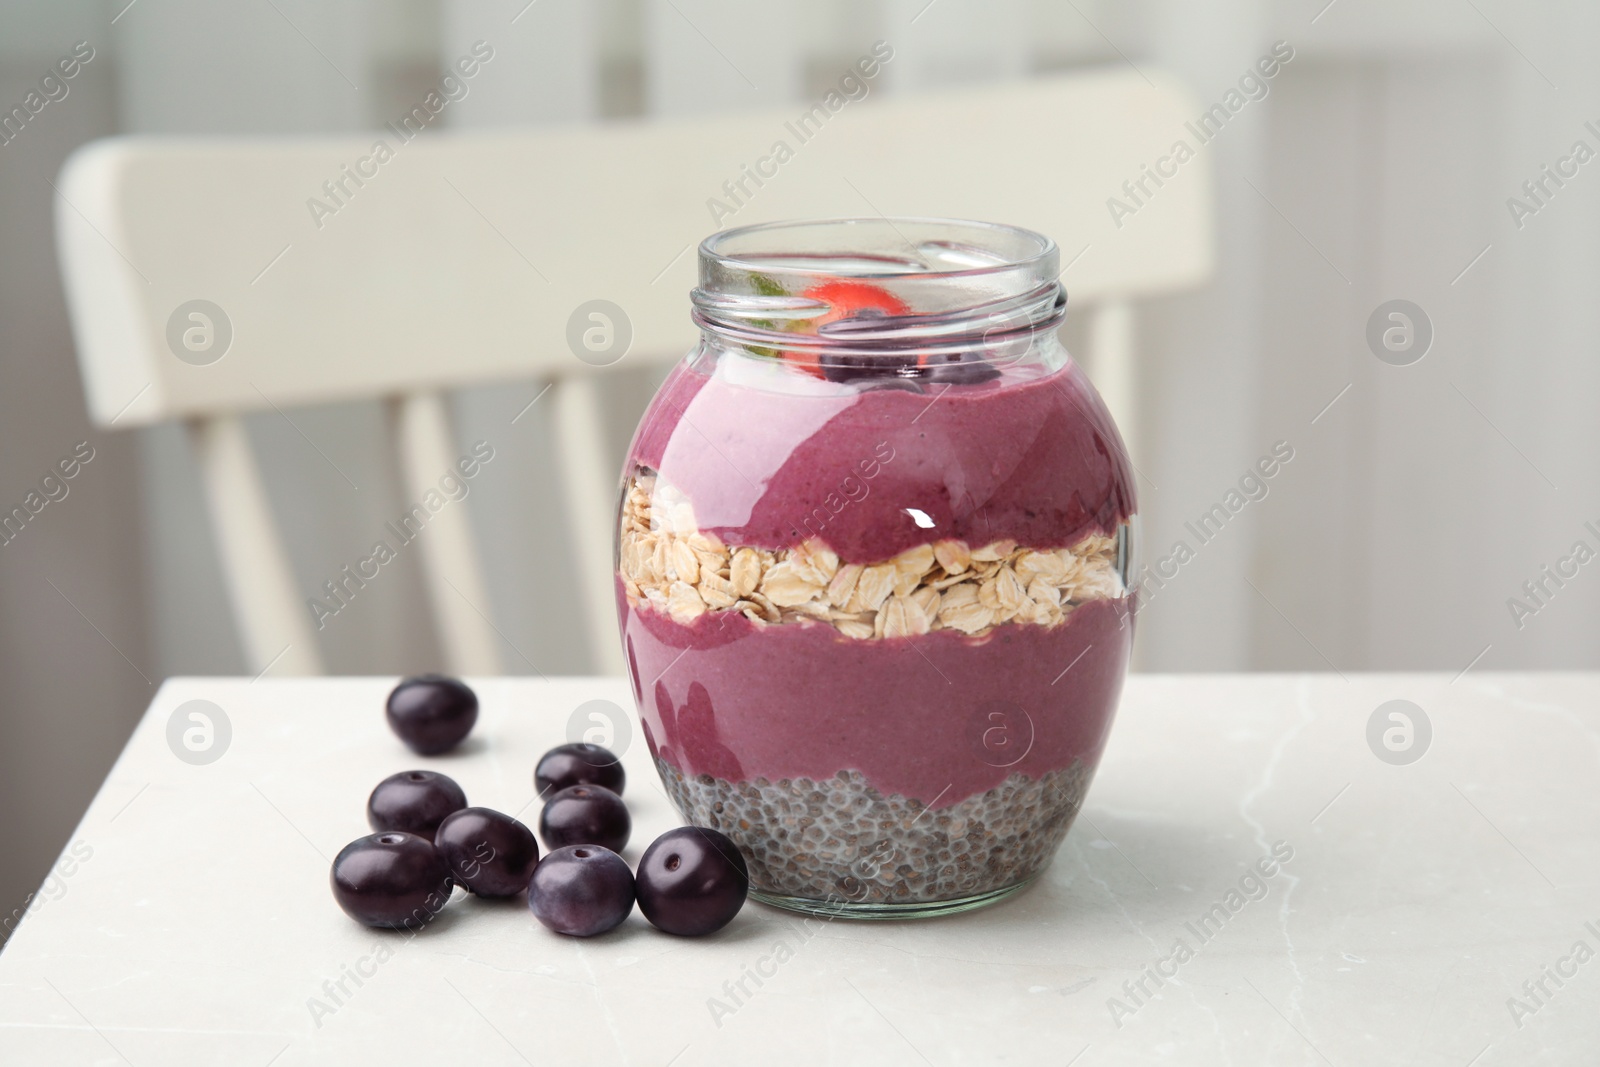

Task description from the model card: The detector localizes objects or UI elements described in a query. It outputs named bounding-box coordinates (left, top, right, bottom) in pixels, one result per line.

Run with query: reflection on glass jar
left=616, top=218, right=1138, bottom=918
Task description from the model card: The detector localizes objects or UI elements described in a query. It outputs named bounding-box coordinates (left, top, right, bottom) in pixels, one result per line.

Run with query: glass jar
left=616, top=218, right=1137, bottom=918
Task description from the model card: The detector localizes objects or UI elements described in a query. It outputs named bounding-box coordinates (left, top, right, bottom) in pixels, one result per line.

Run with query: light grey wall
left=0, top=5, right=150, bottom=944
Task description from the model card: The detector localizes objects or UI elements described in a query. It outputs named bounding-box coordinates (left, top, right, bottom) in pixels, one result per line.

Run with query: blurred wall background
left=2, top=0, right=1594, bottom=940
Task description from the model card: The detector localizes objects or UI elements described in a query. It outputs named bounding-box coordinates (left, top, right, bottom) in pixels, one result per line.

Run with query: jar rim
left=698, top=216, right=1060, bottom=283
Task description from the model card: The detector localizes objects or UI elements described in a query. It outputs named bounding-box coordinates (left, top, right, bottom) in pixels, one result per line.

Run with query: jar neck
left=690, top=218, right=1067, bottom=361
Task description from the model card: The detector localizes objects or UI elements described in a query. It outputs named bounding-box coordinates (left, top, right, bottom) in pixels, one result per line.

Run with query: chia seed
left=654, top=758, right=1091, bottom=904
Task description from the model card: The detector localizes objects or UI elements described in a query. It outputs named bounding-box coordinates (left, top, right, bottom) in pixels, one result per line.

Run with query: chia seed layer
left=656, top=758, right=1092, bottom=904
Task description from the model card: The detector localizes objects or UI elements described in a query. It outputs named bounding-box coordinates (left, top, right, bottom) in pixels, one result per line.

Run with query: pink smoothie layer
left=621, top=352, right=1137, bottom=806
left=622, top=593, right=1132, bottom=807
left=627, top=357, right=1135, bottom=563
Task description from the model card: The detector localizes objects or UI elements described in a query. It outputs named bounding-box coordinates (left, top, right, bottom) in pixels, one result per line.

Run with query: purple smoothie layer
left=627, top=357, right=1135, bottom=563
left=622, top=591, right=1133, bottom=807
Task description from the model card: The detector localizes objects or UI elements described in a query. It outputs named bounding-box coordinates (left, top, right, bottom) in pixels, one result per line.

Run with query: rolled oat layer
left=620, top=470, right=1125, bottom=639
left=657, top=759, right=1092, bottom=904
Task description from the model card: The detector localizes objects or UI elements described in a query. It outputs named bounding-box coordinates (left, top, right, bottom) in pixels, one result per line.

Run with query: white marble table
left=0, top=674, right=1592, bottom=1065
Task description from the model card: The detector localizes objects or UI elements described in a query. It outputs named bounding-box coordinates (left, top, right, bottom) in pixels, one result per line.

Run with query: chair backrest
left=54, top=68, right=1214, bottom=676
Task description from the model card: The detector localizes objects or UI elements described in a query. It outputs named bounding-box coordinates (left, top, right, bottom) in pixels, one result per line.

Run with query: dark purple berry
left=818, top=349, right=921, bottom=383
left=924, top=350, right=1001, bottom=384
left=386, top=674, right=478, bottom=755
left=331, top=832, right=453, bottom=930
left=434, top=807, right=540, bottom=898
left=528, top=845, right=635, bottom=937
left=535, top=742, right=626, bottom=798
left=368, top=770, right=467, bottom=837
left=860, top=377, right=926, bottom=393
left=539, top=784, right=630, bottom=853
left=636, top=827, right=749, bottom=936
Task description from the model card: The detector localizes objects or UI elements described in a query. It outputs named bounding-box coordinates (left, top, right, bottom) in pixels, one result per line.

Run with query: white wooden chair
left=53, top=69, right=1213, bottom=677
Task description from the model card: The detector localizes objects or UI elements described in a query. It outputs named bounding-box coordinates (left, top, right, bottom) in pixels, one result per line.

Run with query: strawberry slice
left=779, top=281, right=909, bottom=378
left=804, top=280, right=909, bottom=324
